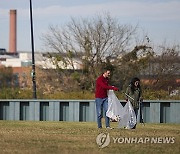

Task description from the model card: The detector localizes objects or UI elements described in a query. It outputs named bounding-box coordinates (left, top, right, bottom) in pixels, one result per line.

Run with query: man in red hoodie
left=95, top=69, right=119, bottom=129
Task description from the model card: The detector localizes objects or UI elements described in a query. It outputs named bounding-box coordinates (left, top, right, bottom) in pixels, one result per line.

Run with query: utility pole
left=29, top=0, right=37, bottom=99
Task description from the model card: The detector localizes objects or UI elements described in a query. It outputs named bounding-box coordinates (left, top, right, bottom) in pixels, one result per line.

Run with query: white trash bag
left=118, top=100, right=137, bottom=129
left=106, top=90, right=125, bottom=122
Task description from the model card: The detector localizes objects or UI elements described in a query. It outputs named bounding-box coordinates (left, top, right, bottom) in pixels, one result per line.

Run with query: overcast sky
left=0, top=0, right=180, bottom=52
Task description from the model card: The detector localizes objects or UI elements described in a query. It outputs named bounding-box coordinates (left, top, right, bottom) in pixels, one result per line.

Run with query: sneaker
left=106, top=127, right=114, bottom=130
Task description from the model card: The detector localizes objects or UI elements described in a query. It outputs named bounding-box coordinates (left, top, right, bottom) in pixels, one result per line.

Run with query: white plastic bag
left=106, top=90, right=125, bottom=121
left=107, top=90, right=137, bottom=128
left=118, top=100, right=137, bottom=129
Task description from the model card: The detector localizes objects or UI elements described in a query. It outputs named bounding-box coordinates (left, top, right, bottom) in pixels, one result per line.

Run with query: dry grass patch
left=0, top=121, right=179, bottom=154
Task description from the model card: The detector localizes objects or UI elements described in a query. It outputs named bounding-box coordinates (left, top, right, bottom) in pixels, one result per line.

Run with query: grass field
left=0, top=120, right=179, bottom=154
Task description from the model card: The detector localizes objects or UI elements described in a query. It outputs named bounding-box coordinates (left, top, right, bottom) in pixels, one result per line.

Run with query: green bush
left=142, top=89, right=179, bottom=100
left=0, top=88, right=179, bottom=100
left=44, top=91, right=95, bottom=99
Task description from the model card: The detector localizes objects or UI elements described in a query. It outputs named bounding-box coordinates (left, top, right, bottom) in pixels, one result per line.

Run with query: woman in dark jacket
left=126, top=77, right=142, bottom=129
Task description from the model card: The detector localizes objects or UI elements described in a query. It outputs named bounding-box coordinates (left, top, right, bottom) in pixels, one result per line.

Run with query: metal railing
left=0, top=99, right=179, bottom=123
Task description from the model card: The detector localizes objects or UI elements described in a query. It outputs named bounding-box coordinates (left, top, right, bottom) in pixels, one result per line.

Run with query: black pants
left=132, top=108, right=139, bottom=129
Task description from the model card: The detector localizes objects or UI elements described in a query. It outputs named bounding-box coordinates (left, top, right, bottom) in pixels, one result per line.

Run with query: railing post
left=69, top=101, right=80, bottom=121
left=9, top=101, right=20, bottom=120
left=89, top=101, right=96, bottom=122
left=150, top=102, right=160, bottom=123
left=49, top=101, right=60, bottom=121
left=170, top=102, right=180, bottom=123
left=29, top=101, right=40, bottom=121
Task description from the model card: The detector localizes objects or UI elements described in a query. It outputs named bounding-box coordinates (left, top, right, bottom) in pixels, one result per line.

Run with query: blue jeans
left=95, top=98, right=110, bottom=128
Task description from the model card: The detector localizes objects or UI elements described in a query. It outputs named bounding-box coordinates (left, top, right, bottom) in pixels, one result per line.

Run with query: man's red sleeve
left=97, top=78, right=114, bottom=90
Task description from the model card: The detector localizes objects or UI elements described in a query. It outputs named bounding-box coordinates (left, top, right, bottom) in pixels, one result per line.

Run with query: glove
left=112, top=87, right=119, bottom=91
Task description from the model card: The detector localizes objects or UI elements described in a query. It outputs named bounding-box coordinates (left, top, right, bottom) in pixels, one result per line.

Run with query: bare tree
left=0, top=67, right=14, bottom=88
left=112, top=44, right=154, bottom=90
left=148, top=45, right=180, bottom=90
left=41, top=13, right=138, bottom=91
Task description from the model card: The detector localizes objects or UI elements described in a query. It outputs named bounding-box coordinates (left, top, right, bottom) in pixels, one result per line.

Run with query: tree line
left=0, top=13, right=179, bottom=99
